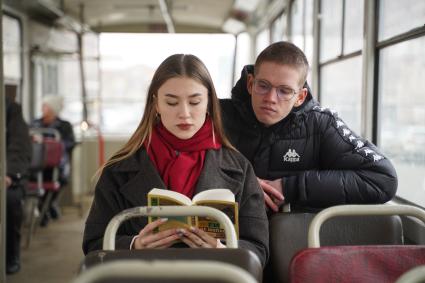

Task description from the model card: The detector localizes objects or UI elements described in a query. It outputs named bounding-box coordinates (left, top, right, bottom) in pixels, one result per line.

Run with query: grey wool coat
left=83, top=146, right=269, bottom=266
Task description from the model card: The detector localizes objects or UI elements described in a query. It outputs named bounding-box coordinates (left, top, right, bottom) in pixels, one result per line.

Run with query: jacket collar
left=111, top=148, right=244, bottom=205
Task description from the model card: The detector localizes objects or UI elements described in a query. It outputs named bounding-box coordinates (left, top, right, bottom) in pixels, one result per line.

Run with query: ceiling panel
left=172, top=0, right=233, bottom=28
left=61, top=0, right=267, bottom=33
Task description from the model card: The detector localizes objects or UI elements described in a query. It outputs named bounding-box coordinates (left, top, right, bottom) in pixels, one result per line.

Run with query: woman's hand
left=133, top=218, right=181, bottom=249
left=179, top=226, right=226, bottom=249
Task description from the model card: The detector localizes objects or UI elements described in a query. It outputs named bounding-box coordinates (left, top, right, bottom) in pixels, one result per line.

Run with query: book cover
left=147, top=188, right=239, bottom=240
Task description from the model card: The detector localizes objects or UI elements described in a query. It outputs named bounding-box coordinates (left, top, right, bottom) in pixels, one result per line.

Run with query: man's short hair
left=254, top=41, right=309, bottom=87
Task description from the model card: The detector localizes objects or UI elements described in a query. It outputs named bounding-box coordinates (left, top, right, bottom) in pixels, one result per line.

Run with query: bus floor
left=7, top=200, right=91, bottom=283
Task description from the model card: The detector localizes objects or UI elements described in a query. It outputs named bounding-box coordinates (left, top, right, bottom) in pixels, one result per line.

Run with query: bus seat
left=82, top=249, right=263, bottom=282
left=81, top=206, right=263, bottom=282
left=289, top=204, right=425, bottom=283
left=290, top=246, right=425, bottom=283
left=39, top=137, right=63, bottom=191
left=28, top=127, right=63, bottom=195
left=33, top=137, right=63, bottom=229
left=75, top=259, right=258, bottom=283
left=26, top=129, right=64, bottom=242
left=268, top=211, right=403, bottom=283
left=24, top=133, right=45, bottom=248
left=27, top=133, right=45, bottom=194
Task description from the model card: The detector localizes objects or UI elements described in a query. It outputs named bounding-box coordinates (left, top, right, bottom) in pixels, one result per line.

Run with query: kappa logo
left=283, top=149, right=300, bottom=162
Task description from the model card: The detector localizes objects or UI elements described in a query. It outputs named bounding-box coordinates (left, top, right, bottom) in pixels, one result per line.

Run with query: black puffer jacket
left=220, top=66, right=397, bottom=209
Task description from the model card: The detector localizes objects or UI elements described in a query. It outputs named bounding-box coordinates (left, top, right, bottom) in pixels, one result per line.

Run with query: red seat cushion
left=43, top=181, right=60, bottom=191
left=43, top=139, right=63, bottom=168
left=290, top=245, right=425, bottom=283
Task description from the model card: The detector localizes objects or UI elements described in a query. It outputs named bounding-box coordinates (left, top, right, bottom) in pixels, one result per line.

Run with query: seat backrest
left=76, top=259, right=258, bottom=283
left=29, top=134, right=45, bottom=172
left=269, top=212, right=403, bottom=283
left=81, top=249, right=263, bottom=282
left=42, top=138, right=64, bottom=168
left=290, top=245, right=425, bottom=283
left=288, top=205, right=425, bottom=283
left=83, top=206, right=262, bottom=282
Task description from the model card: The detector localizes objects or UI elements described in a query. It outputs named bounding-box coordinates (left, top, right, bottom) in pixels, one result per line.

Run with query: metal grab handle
left=72, top=260, right=257, bottom=283
left=395, top=265, right=425, bottom=283
left=308, top=204, right=425, bottom=248
left=30, top=127, right=62, bottom=140
left=103, top=206, right=238, bottom=249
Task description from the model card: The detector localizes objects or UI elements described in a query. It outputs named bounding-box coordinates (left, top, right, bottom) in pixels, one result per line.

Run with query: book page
left=148, top=188, right=193, bottom=206
left=192, top=188, right=234, bottom=204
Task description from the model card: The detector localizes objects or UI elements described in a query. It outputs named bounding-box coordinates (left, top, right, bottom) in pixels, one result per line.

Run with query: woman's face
left=156, top=77, right=209, bottom=140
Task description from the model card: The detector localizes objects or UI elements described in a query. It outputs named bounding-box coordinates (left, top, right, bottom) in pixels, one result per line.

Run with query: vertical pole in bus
left=78, top=3, right=88, bottom=123
left=0, top=1, right=7, bottom=281
left=78, top=3, right=89, bottom=214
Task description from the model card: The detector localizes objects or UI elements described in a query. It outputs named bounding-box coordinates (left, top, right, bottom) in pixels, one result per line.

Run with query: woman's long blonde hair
left=99, top=54, right=234, bottom=174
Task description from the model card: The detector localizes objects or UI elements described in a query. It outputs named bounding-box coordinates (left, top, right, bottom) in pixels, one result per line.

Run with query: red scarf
left=146, top=118, right=221, bottom=198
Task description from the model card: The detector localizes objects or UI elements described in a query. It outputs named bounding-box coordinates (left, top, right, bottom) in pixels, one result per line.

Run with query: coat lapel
left=115, top=149, right=167, bottom=207
left=194, top=149, right=244, bottom=197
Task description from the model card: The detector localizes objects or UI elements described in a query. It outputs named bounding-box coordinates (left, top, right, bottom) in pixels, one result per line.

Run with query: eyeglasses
left=253, top=79, right=299, bottom=101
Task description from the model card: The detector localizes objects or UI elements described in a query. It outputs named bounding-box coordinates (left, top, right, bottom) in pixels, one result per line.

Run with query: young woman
left=82, top=54, right=269, bottom=266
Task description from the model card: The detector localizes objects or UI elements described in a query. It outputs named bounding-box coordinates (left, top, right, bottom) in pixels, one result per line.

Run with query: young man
left=220, top=41, right=397, bottom=212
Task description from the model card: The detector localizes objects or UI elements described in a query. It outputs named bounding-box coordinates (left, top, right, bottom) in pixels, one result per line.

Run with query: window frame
left=374, top=0, right=425, bottom=207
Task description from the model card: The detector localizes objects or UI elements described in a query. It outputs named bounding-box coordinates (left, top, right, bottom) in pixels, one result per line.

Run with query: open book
left=148, top=188, right=239, bottom=240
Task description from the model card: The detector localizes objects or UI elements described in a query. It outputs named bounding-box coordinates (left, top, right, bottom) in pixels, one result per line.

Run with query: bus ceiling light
left=234, top=0, right=261, bottom=13
left=80, top=121, right=89, bottom=132
left=222, top=18, right=246, bottom=35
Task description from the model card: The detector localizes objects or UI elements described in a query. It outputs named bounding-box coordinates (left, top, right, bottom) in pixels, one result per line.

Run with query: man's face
left=247, top=62, right=307, bottom=127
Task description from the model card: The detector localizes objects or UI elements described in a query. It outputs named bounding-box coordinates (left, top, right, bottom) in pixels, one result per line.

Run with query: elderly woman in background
left=32, top=95, right=76, bottom=225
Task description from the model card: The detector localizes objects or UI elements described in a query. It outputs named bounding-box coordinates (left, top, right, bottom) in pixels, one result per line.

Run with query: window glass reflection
left=100, top=33, right=235, bottom=136
left=83, top=33, right=99, bottom=59
left=271, top=12, right=287, bottom=43
left=344, top=0, right=364, bottom=54
left=320, top=0, right=343, bottom=62
left=378, top=37, right=425, bottom=206
left=304, top=0, right=314, bottom=86
left=290, top=0, right=304, bottom=49
left=234, top=32, right=252, bottom=84
left=320, top=56, right=362, bottom=134
left=2, top=15, right=21, bottom=80
left=378, top=0, right=425, bottom=41
left=256, top=29, right=270, bottom=56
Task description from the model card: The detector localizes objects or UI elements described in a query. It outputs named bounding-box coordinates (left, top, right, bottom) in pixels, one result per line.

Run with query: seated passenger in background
left=83, top=54, right=269, bottom=266
left=32, top=95, right=75, bottom=225
left=220, top=41, right=398, bottom=213
left=5, top=95, right=32, bottom=274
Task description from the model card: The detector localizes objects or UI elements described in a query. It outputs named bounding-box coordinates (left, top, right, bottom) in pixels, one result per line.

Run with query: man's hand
left=257, top=177, right=284, bottom=212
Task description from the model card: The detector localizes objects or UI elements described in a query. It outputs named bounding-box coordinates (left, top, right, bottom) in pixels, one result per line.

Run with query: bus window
left=3, top=14, right=22, bottom=100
